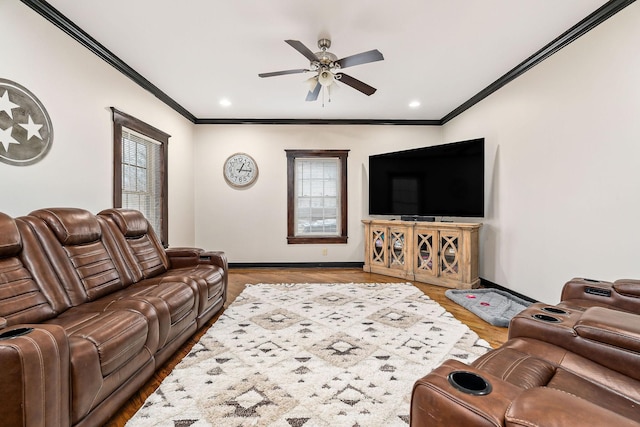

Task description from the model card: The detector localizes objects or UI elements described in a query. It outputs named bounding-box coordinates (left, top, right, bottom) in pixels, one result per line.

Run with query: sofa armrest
left=505, top=387, right=640, bottom=427
left=411, top=359, right=521, bottom=427
left=560, top=277, right=614, bottom=302
left=166, top=248, right=228, bottom=272
left=560, top=277, right=640, bottom=313
left=0, top=324, right=70, bottom=427
left=166, top=247, right=203, bottom=268
left=197, top=250, right=228, bottom=271
left=574, top=307, right=640, bottom=353
left=613, top=279, right=640, bottom=298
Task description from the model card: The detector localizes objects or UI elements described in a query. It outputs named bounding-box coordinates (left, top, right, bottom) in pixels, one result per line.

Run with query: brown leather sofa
left=558, top=277, right=640, bottom=313
left=410, top=278, right=640, bottom=426
left=0, top=207, right=227, bottom=427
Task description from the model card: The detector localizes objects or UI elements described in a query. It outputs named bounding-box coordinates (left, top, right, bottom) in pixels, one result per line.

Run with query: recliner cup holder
left=447, top=371, right=492, bottom=396
left=541, top=307, right=568, bottom=315
left=533, top=313, right=561, bottom=323
left=0, top=327, right=34, bottom=340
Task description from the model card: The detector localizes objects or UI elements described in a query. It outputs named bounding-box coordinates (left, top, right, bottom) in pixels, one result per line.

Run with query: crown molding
left=21, top=0, right=635, bottom=126
left=194, top=118, right=442, bottom=125
left=440, top=0, right=636, bottom=124
left=20, top=0, right=197, bottom=123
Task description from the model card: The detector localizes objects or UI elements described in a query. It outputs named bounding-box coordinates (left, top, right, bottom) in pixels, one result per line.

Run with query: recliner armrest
left=0, top=324, right=70, bottom=427
left=560, top=277, right=614, bottom=302
left=505, top=387, right=640, bottom=427
left=559, top=277, right=640, bottom=313
left=197, top=250, right=228, bottom=272
left=166, top=247, right=204, bottom=268
left=411, top=359, right=521, bottom=427
left=166, top=247, right=227, bottom=272
left=613, top=279, right=640, bottom=298
left=575, top=306, right=640, bottom=353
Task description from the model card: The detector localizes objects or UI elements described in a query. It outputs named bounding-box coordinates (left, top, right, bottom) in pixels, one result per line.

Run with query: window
left=112, top=108, right=169, bottom=245
left=286, top=149, right=348, bottom=244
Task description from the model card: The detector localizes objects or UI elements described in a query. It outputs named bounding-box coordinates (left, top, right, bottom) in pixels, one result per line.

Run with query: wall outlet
left=322, top=248, right=328, bottom=256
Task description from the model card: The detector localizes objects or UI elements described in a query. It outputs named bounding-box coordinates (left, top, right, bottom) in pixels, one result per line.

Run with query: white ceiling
left=44, top=0, right=608, bottom=121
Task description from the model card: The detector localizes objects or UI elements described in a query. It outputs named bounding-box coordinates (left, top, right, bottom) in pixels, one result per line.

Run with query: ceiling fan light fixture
left=318, top=70, right=335, bottom=86
left=306, top=76, right=319, bottom=90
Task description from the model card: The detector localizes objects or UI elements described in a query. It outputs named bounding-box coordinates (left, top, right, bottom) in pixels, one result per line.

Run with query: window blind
left=121, top=127, right=162, bottom=238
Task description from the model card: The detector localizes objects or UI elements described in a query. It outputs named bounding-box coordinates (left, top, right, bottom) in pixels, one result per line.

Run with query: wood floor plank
left=104, top=268, right=509, bottom=426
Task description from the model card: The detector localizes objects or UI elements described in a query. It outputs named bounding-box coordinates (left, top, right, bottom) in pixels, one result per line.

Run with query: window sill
left=287, top=236, right=348, bottom=244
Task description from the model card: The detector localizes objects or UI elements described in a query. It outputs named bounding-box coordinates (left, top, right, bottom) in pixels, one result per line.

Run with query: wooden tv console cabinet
left=362, top=219, right=481, bottom=289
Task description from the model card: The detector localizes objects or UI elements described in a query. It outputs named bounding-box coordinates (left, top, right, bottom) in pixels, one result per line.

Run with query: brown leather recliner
left=411, top=335, right=640, bottom=426
left=0, top=208, right=228, bottom=427
left=410, top=279, right=640, bottom=426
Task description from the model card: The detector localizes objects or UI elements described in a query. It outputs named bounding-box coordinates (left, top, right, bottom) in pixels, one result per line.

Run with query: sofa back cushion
left=29, top=208, right=125, bottom=304
left=99, top=209, right=169, bottom=279
left=0, top=212, right=58, bottom=325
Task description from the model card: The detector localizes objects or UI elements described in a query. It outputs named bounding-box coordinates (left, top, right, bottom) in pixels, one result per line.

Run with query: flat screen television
left=368, top=138, right=484, bottom=218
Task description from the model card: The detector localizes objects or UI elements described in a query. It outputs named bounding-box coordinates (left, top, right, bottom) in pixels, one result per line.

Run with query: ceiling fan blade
left=335, top=73, right=377, bottom=96
left=336, top=49, right=384, bottom=69
left=285, top=40, right=319, bottom=63
left=259, top=69, right=309, bottom=78
left=306, top=81, right=321, bottom=101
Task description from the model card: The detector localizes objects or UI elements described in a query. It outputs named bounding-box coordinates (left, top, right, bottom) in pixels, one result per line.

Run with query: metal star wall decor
left=0, top=78, right=53, bottom=166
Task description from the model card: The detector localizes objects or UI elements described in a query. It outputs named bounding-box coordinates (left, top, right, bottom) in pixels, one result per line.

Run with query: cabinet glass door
left=439, top=232, right=460, bottom=279
left=370, top=228, right=386, bottom=267
left=389, top=229, right=405, bottom=269
left=415, top=230, right=435, bottom=275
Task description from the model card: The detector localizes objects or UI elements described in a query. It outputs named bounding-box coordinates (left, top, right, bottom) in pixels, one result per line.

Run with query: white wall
left=443, top=2, right=640, bottom=303
left=5, top=1, right=639, bottom=303
left=0, top=1, right=197, bottom=246
left=193, top=125, right=442, bottom=262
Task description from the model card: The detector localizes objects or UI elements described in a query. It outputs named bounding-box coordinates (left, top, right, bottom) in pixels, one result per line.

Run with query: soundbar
left=400, top=215, right=435, bottom=222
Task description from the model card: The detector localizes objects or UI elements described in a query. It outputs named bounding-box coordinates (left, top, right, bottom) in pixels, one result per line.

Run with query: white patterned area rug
left=127, top=283, right=491, bottom=427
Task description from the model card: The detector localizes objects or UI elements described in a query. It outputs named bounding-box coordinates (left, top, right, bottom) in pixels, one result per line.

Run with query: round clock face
left=223, top=153, right=258, bottom=187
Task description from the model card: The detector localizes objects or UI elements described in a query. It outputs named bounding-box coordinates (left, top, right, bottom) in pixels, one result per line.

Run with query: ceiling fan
left=258, top=38, right=384, bottom=102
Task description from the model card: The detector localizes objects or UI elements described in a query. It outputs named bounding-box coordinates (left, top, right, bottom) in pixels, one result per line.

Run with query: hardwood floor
left=104, top=268, right=509, bottom=426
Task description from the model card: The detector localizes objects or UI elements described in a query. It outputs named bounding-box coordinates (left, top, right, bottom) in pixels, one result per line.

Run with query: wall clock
left=223, top=152, right=259, bottom=188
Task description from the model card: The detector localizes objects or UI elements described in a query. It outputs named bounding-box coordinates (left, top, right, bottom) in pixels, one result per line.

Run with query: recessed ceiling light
left=219, top=98, right=231, bottom=107
left=409, top=101, right=421, bottom=108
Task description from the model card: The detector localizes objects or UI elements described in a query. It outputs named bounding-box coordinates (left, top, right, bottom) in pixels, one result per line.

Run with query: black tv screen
left=368, top=138, right=484, bottom=217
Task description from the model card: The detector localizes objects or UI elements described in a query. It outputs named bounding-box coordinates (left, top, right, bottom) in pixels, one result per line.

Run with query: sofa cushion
left=101, top=208, right=148, bottom=238
left=99, top=209, right=226, bottom=327
left=0, top=258, right=57, bottom=325
left=30, top=208, right=101, bottom=246
left=0, top=212, right=21, bottom=257
left=46, top=308, right=153, bottom=423
left=99, top=209, right=169, bottom=279
left=546, top=368, right=640, bottom=422
left=170, top=264, right=225, bottom=300
left=27, top=208, right=127, bottom=303
left=0, top=213, right=57, bottom=325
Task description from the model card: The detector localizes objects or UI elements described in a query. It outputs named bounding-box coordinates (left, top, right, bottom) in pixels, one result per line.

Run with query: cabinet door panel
left=389, top=228, right=407, bottom=270
left=370, top=227, right=387, bottom=267
left=415, top=229, right=436, bottom=276
left=439, top=231, right=461, bottom=280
